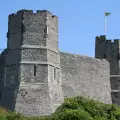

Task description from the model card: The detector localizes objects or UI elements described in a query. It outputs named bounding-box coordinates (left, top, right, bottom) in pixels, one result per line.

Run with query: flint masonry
left=0, top=9, right=117, bottom=116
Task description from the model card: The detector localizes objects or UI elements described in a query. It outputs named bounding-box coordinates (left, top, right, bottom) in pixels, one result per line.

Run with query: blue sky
left=0, top=0, right=119, bottom=57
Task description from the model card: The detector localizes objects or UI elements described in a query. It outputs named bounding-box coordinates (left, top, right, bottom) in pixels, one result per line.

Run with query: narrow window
left=117, top=53, right=120, bottom=59
left=34, top=65, right=36, bottom=76
left=21, top=24, right=26, bottom=34
left=104, top=54, right=107, bottom=58
left=117, top=47, right=119, bottom=52
left=52, top=15, right=55, bottom=18
left=46, top=26, right=48, bottom=34
left=44, top=26, right=48, bottom=34
left=54, top=68, right=56, bottom=79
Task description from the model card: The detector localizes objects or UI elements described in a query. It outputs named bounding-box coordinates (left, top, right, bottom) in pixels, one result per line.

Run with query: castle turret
left=95, top=35, right=120, bottom=105
left=0, top=10, right=63, bottom=116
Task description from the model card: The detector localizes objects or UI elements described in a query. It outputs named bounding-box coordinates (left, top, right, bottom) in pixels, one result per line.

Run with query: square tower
left=95, top=35, right=120, bottom=105
left=0, top=10, right=63, bottom=116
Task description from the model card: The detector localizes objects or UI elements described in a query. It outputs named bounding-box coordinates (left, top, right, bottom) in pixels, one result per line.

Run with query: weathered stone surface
left=60, top=52, right=112, bottom=104
left=111, top=92, right=120, bottom=105
left=0, top=10, right=113, bottom=116
left=21, top=49, right=47, bottom=62
left=20, top=64, right=48, bottom=83
left=95, top=36, right=120, bottom=105
left=0, top=10, right=64, bottom=116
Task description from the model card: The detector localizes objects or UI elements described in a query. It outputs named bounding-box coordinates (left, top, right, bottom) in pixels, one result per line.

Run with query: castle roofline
left=9, top=9, right=58, bottom=18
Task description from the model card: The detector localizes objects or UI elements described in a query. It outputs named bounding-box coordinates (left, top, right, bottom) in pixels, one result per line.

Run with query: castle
left=0, top=9, right=119, bottom=116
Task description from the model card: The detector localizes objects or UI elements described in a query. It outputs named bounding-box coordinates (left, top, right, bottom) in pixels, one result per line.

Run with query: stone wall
left=0, top=55, right=4, bottom=97
left=48, top=65, right=63, bottom=112
left=15, top=82, right=53, bottom=116
left=60, top=52, right=112, bottom=104
left=47, top=50, right=60, bottom=66
left=20, top=64, right=48, bottom=83
left=6, top=49, right=21, bottom=65
left=0, top=10, right=113, bottom=116
left=0, top=10, right=63, bottom=116
left=95, top=35, right=120, bottom=105
left=0, top=50, right=7, bottom=96
left=7, top=13, right=22, bottom=49
left=21, top=48, right=47, bottom=62
left=0, top=64, right=19, bottom=111
left=21, top=11, right=46, bottom=46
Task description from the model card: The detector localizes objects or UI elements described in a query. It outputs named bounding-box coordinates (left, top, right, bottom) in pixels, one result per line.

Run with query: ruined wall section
left=60, top=52, right=112, bottom=104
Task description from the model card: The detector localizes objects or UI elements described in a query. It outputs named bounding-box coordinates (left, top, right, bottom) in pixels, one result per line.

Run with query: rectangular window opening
left=34, top=65, right=36, bottom=77
left=104, top=54, right=107, bottom=59
left=44, top=26, right=48, bottom=34
left=46, top=26, right=48, bottom=34
left=117, top=53, right=120, bottom=59
left=54, top=68, right=56, bottom=79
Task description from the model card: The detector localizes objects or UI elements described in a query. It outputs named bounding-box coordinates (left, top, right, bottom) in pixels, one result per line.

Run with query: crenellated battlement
left=96, top=35, right=106, bottom=44
left=96, top=35, right=120, bottom=45
left=9, top=9, right=58, bottom=20
left=0, top=10, right=114, bottom=116
left=113, top=39, right=120, bottom=45
left=95, top=35, right=120, bottom=105
left=7, top=9, right=58, bottom=50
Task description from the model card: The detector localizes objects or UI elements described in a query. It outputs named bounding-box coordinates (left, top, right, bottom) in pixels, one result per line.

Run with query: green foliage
left=6, top=111, right=26, bottom=120
left=53, top=109, right=93, bottom=120
left=1, top=96, right=120, bottom=119
left=54, top=96, right=120, bottom=120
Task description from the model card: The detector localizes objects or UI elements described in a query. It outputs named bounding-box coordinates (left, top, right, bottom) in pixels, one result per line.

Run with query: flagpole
left=104, top=12, right=111, bottom=35
left=104, top=15, right=107, bottom=35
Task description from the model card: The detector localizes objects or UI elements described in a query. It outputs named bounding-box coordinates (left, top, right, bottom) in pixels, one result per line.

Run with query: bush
left=54, top=96, right=120, bottom=120
left=54, top=109, right=93, bottom=120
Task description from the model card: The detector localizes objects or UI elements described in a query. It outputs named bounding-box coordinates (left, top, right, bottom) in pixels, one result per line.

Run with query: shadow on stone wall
left=0, top=85, right=20, bottom=111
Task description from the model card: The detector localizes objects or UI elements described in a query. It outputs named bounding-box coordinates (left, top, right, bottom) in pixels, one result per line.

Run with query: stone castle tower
left=95, top=35, right=120, bottom=105
left=0, top=10, right=113, bottom=116
left=0, top=10, right=63, bottom=115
